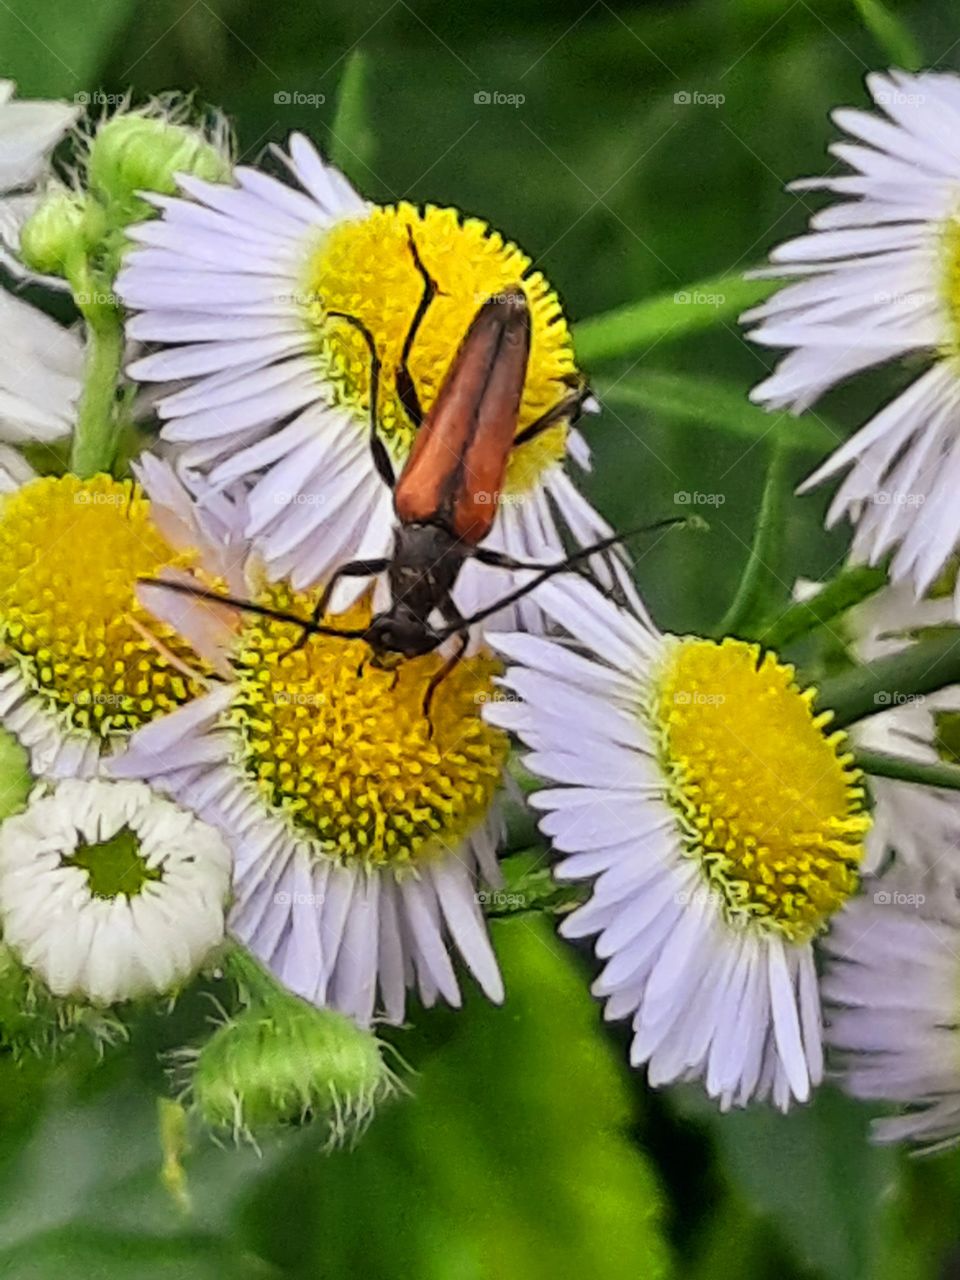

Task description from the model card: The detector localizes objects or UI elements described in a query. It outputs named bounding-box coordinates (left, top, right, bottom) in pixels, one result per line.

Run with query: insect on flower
left=148, top=229, right=679, bottom=716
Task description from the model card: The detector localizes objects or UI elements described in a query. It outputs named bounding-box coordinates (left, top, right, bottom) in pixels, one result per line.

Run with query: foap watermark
left=272, top=491, right=326, bottom=507
left=872, top=490, right=925, bottom=508
left=674, top=887, right=726, bottom=907
left=675, top=490, right=725, bottom=507
left=474, top=689, right=521, bottom=706
left=674, top=289, right=725, bottom=307
left=673, top=690, right=725, bottom=707
left=874, top=89, right=926, bottom=108
left=473, top=90, right=525, bottom=108
left=674, top=89, right=725, bottom=108
left=874, top=691, right=926, bottom=708
left=274, top=890, right=325, bottom=906
left=74, top=489, right=127, bottom=506
left=74, top=290, right=121, bottom=308
left=474, top=489, right=525, bottom=507
left=75, top=90, right=125, bottom=107
left=274, top=691, right=325, bottom=707
left=274, top=90, right=326, bottom=108
left=476, top=889, right=527, bottom=910
left=873, top=889, right=925, bottom=908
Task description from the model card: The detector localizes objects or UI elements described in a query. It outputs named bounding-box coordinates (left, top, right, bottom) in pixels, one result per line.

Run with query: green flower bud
left=18, top=190, right=107, bottom=277
left=87, top=112, right=231, bottom=218
left=188, top=978, right=398, bottom=1144
left=0, top=729, right=32, bottom=822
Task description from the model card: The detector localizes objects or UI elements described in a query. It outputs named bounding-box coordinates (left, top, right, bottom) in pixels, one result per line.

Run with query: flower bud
left=87, top=112, right=231, bottom=217
left=18, top=189, right=107, bottom=276
left=189, top=989, right=398, bottom=1143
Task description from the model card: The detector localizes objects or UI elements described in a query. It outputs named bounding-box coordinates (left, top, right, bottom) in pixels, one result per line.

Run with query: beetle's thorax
left=385, top=520, right=466, bottom=623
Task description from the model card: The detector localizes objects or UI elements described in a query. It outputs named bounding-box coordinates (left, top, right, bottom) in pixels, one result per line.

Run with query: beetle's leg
left=396, top=226, right=442, bottom=430
left=512, top=380, right=598, bottom=449
left=472, top=546, right=560, bottom=572
left=422, top=630, right=469, bottom=731
left=326, top=309, right=395, bottom=490
left=281, top=557, right=390, bottom=658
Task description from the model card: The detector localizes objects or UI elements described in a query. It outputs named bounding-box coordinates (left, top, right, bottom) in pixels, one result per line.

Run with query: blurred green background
left=3, top=0, right=960, bottom=1276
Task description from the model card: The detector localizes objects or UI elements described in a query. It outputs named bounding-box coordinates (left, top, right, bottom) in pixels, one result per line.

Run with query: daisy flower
left=823, top=875, right=960, bottom=1149
left=744, top=69, right=960, bottom=600
left=0, top=777, right=231, bottom=1004
left=0, top=289, right=83, bottom=447
left=110, top=582, right=508, bottom=1027
left=833, top=578, right=960, bottom=878
left=116, top=133, right=629, bottom=626
left=0, top=464, right=240, bottom=778
left=484, top=576, right=871, bottom=1109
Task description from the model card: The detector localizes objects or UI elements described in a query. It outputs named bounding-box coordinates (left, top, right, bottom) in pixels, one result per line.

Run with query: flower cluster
left=1, top=68, right=960, bottom=1153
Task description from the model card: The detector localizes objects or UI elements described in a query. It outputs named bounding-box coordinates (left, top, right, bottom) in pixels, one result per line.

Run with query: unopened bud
left=19, top=190, right=107, bottom=276
left=188, top=984, right=398, bottom=1144
left=88, top=112, right=231, bottom=215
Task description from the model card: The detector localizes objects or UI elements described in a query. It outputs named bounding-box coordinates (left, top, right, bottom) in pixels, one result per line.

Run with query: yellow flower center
left=942, top=215, right=960, bottom=350
left=302, top=202, right=579, bottom=494
left=0, top=474, right=207, bottom=738
left=225, top=589, right=509, bottom=868
left=651, top=637, right=869, bottom=942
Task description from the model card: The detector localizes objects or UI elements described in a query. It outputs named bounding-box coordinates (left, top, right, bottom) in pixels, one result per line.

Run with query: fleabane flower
left=0, top=289, right=83, bottom=446
left=0, top=777, right=231, bottom=1004
left=0, top=466, right=235, bottom=778
left=745, top=69, right=960, bottom=602
left=116, top=134, right=629, bottom=625
left=110, top=586, right=508, bottom=1026
left=826, top=577, right=960, bottom=878
left=486, top=576, right=870, bottom=1110
left=823, top=876, right=960, bottom=1150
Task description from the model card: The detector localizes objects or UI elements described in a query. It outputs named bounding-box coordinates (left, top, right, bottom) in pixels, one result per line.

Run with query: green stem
left=755, top=563, right=888, bottom=650
left=817, top=630, right=960, bottom=729
left=717, top=443, right=788, bottom=639
left=855, top=749, right=960, bottom=794
left=69, top=314, right=124, bottom=478
left=221, top=944, right=295, bottom=1008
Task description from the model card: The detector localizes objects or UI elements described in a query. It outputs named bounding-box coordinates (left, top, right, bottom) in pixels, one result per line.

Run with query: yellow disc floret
left=302, top=203, right=579, bottom=493
left=0, top=474, right=207, bottom=737
left=225, top=589, right=509, bottom=869
left=941, top=215, right=960, bottom=352
left=651, top=636, right=870, bottom=942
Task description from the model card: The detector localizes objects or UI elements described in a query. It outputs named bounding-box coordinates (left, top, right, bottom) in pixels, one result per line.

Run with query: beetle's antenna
left=136, top=578, right=372, bottom=641
left=441, top=515, right=705, bottom=638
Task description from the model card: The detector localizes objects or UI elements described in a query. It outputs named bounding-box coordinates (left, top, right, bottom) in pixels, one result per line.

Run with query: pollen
left=224, top=588, right=509, bottom=869
left=0, top=474, right=207, bottom=737
left=302, top=202, right=579, bottom=494
left=650, top=636, right=870, bottom=942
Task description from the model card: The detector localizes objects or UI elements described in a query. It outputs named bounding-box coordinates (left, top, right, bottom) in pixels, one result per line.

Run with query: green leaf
left=328, top=50, right=376, bottom=188
left=717, top=443, right=791, bottom=639
left=0, top=0, right=136, bottom=98
left=851, top=0, right=923, bottom=70
left=575, top=274, right=777, bottom=364
left=673, top=1085, right=896, bottom=1280
left=250, top=917, right=672, bottom=1280
left=599, top=370, right=838, bottom=454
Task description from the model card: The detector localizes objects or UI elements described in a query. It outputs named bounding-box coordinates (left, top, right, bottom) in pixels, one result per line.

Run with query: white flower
left=0, top=777, right=231, bottom=1003
left=0, top=80, right=77, bottom=192
left=0, top=289, right=82, bottom=445
left=838, top=579, right=960, bottom=878
left=744, top=69, right=960, bottom=600
left=108, top=581, right=508, bottom=1028
left=116, top=133, right=633, bottom=625
left=485, top=576, right=870, bottom=1110
left=823, top=876, right=960, bottom=1149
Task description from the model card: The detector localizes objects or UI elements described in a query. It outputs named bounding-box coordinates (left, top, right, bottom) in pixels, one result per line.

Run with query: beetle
left=148, top=229, right=679, bottom=716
